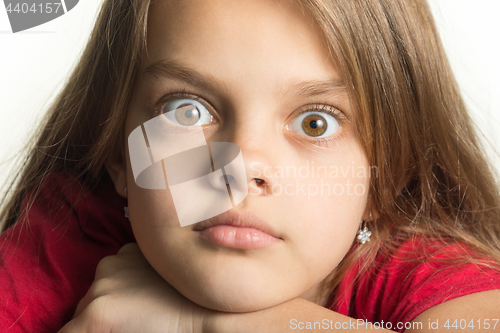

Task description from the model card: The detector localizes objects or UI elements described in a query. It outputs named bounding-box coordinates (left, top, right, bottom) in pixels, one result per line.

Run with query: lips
left=193, top=211, right=282, bottom=249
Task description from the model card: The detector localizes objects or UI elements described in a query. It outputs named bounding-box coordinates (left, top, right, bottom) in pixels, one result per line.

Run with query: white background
left=0, top=0, right=499, bottom=191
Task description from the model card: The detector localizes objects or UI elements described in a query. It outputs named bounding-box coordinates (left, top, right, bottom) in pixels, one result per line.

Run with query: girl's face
left=111, top=0, right=371, bottom=311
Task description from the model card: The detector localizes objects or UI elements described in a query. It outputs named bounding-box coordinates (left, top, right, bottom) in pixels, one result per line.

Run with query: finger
left=72, top=287, right=94, bottom=319
left=58, top=318, right=80, bottom=333
left=95, top=246, right=143, bottom=278
left=58, top=314, right=91, bottom=333
left=116, top=243, right=150, bottom=266
left=60, top=299, right=112, bottom=333
left=117, top=242, right=140, bottom=255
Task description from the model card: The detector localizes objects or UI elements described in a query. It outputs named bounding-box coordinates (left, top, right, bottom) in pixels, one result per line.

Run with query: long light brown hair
left=299, top=0, right=500, bottom=305
left=1, top=0, right=499, bottom=306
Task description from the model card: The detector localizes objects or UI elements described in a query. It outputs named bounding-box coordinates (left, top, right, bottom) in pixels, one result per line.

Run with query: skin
left=60, top=1, right=500, bottom=332
left=107, top=0, right=372, bottom=313
left=59, top=245, right=500, bottom=333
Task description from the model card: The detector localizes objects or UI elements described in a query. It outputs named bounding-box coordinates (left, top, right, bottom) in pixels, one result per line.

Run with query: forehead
left=143, top=0, right=339, bottom=82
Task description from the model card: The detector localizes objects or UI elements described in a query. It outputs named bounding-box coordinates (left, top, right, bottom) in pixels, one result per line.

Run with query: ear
left=105, top=158, right=128, bottom=198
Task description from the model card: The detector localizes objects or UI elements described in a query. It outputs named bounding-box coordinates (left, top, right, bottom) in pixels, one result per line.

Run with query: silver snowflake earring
left=356, top=220, right=372, bottom=244
left=124, top=187, right=129, bottom=220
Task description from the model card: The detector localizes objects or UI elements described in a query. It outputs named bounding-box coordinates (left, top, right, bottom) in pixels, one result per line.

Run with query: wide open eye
left=288, top=111, right=340, bottom=138
left=162, top=98, right=215, bottom=126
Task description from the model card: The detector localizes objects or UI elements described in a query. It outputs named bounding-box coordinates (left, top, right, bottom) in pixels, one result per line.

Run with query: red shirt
left=1, top=172, right=500, bottom=332
left=329, top=239, right=500, bottom=332
left=0, top=173, right=134, bottom=332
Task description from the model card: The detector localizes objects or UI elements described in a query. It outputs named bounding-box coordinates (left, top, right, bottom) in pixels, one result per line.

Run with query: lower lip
left=197, top=225, right=280, bottom=249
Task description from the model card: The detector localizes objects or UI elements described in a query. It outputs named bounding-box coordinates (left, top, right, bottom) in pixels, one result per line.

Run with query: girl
left=1, top=0, right=500, bottom=332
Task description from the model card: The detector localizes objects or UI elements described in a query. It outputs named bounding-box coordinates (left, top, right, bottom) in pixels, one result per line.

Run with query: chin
left=189, top=289, right=287, bottom=313
left=174, top=277, right=291, bottom=313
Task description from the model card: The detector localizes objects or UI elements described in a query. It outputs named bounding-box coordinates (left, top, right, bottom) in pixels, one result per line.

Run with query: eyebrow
left=143, top=59, right=346, bottom=99
left=144, top=59, right=232, bottom=95
left=279, top=77, right=347, bottom=99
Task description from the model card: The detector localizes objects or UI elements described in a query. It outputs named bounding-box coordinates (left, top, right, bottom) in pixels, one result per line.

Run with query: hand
left=58, top=243, right=212, bottom=333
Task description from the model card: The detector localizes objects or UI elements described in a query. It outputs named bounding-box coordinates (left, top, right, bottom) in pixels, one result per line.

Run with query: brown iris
left=301, top=114, right=327, bottom=136
left=174, top=104, right=201, bottom=126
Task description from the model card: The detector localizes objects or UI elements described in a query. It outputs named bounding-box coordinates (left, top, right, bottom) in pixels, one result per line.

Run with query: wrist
left=203, top=308, right=237, bottom=333
left=202, top=298, right=308, bottom=333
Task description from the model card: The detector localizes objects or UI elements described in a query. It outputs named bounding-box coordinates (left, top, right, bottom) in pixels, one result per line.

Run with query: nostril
left=254, top=178, right=266, bottom=186
left=222, top=174, right=235, bottom=185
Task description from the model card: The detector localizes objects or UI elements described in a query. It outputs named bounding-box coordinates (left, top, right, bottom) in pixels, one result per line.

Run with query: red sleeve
left=0, top=173, right=134, bottom=332
left=330, top=237, right=500, bottom=332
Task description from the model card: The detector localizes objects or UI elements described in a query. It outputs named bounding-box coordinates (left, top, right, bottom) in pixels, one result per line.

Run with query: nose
left=207, top=141, right=249, bottom=205
left=209, top=136, right=269, bottom=200
left=208, top=116, right=276, bottom=196
left=209, top=173, right=235, bottom=189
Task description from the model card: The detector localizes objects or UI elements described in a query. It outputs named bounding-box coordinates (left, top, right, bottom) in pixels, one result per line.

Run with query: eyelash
left=294, top=104, right=348, bottom=148
left=296, top=104, right=346, bottom=121
left=154, top=90, right=210, bottom=114
left=154, top=90, right=348, bottom=148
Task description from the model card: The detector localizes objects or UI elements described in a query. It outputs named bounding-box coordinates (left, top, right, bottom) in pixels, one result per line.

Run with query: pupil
left=310, top=119, right=323, bottom=129
left=174, top=105, right=201, bottom=126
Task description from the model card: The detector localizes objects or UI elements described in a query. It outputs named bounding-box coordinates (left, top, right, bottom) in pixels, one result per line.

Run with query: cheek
left=294, top=172, right=367, bottom=236
left=127, top=187, right=198, bottom=292
left=125, top=149, right=181, bottom=229
left=286, top=190, right=365, bottom=279
left=126, top=177, right=189, bottom=273
left=128, top=187, right=178, bottom=227
left=282, top=152, right=370, bottom=276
